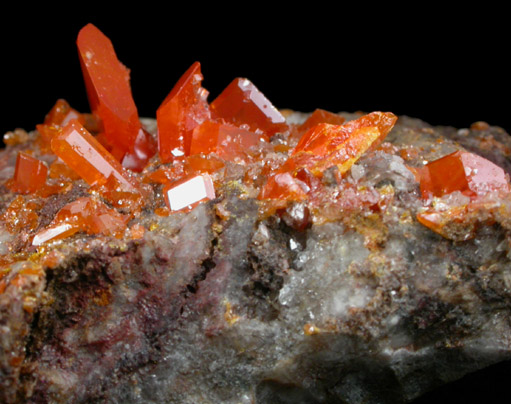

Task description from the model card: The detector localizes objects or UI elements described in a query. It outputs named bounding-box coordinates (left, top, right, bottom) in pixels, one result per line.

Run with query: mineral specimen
left=1, top=23, right=511, bottom=404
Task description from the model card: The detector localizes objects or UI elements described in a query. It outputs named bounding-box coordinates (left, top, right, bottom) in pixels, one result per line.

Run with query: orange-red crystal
left=8, top=152, right=48, bottom=194
left=260, top=112, right=397, bottom=200
left=121, top=127, right=157, bottom=172
left=32, top=197, right=129, bottom=245
left=44, top=99, right=84, bottom=127
left=157, top=62, right=210, bottom=162
left=259, top=172, right=309, bottom=201
left=420, top=150, right=510, bottom=199
left=211, top=78, right=287, bottom=138
left=77, top=23, right=154, bottom=170
left=290, top=108, right=346, bottom=143
left=51, top=119, right=138, bottom=192
left=190, top=121, right=260, bottom=160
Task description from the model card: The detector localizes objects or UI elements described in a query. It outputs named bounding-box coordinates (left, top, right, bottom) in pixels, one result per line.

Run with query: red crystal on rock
left=294, top=112, right=396, bottom=156
left=190, top=121, right=260, bottom=160
left=164, top=174, right=215, bottom=212
left=260, top=112, right=397, bottom=200
left=51, top=119, right=139, bottom=192
left=211, top=78, right=287, bottom=138
left=8, top=152, right=48, bottom=194
left=44, top=99, right=84, bottom=127
left=32, top=197, right=129, bottom=245
left=77, top=24, right=154, bottom=169
left=291, top=112, right=396, bottom=174
left=259, top=172, right=309, bottom=201
left=37, top=100, right=86, bottom=152
left=420, top=150, right=510, bottom=199
left=157, top=62, right=210, bottom=162
left=290, top=108, right=346, bottom=143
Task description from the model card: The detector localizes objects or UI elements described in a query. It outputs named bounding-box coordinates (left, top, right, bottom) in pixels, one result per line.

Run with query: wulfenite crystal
left=51, top=119, right=139, bottom=193
left=157, top=61, right=210, bottom=162
left=211, top=77, right=288, bottom=138
left=6, top=153, right=48, bottom=194
left=419, top=150, right=510, bottom=199
left=164, top=174, right=216, bottom=212
left=77, top=23, right=155, bottom=170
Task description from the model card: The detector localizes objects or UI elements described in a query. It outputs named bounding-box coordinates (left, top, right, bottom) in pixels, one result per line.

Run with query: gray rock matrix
left=1, top=114, right=511, bottom=403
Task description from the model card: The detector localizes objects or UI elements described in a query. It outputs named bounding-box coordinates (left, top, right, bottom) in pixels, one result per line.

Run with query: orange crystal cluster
left=5, top=21, right=509, bottom=254
left=260, top=112, right=397, bottom=201
left=32, top=197, right=128, bottom=246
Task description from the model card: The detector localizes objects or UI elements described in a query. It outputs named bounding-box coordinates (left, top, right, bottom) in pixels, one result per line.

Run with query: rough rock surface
left=1, top=113, right=511, bottom=403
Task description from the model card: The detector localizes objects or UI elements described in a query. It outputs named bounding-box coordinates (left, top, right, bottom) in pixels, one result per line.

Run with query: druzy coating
left=157, top=62, right=210, bottom=162
left=211, top=78, right=287, bottom=137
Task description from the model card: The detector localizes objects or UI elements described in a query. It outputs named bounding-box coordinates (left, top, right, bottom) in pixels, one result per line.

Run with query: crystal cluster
left=2, top=23, right=511, bottom=404
left=1, top=22, right=510, bottom=255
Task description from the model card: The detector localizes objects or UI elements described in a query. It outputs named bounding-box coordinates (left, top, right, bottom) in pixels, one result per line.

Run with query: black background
left=1, top=8, right=510, bottom=404
left=1, top=9, right=510, bottom=137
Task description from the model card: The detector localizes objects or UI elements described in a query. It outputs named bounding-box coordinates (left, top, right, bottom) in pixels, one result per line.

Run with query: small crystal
left=32, top=197, right=128, bottom=245
left=259, top=172, right=309, bottom=201
left=44, top=99, right=84, bottom=127
left=8, top=152, right=48, bottom=194
left=164, top=174, right=215, bottom=211
left=420, top=150, right=510, bottom=198
left=290, top=109, right=346, bottom=143
left=121, top=127, right=157, bottom=172
left=32, top=223, right=77, bottom=246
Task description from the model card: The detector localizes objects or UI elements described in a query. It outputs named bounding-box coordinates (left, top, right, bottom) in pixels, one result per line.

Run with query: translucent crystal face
left=51, top=119, right=137, bottom=192
left=164, top=174, right=216, bottom=212
left=157, top=61, right=210, bottom=163
left=77, top=23, right=155, bottom=170
left=8, top=153, right=48, bottom=194
left=210, top=77, right=288, bottom=137
left=420, top=150, right=510, bottom=198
